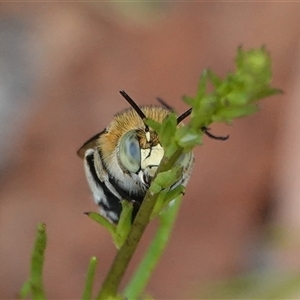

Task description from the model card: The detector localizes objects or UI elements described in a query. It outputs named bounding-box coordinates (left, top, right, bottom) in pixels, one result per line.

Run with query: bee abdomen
left=84, top=149, right=143, bottom=223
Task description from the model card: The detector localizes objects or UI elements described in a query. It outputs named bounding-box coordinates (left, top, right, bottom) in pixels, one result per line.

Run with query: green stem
left=124, top=196, right=182, bottom=299
left=31, top=223, right=47, bottom=300
left=19, top=223, right=47, bottom=300
left=82, top=256, right=98, bottom=300
left=96, top=149, right=182, bottom=299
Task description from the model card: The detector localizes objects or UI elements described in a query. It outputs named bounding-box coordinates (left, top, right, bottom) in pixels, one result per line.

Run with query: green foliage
left=19, top=223, right=47, bottom=300
left=146, top=113, right=179, bottom=158
left=82, top=257, right=98, bottom=300
left=149, top=165, right=182, bottom=194
left=86, top=200, right=133, bottom=249
left=20, top=47, right=281, bottom=300
left=124, top=195, right=182, bottom=299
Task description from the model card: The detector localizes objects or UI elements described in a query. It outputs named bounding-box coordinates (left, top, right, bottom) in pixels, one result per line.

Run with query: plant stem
left=124, top=196, right=182, bottom=299
left=19, top=223, right=47, bottom=300
left=96, top=149, right=182, bottom=299
left=82, top=256, right=98, bottom=300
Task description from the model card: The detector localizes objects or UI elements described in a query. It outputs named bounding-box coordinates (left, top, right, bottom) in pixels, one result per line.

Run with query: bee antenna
left=202, top=126, right=229, bottom=141
left=177, top=108, right=192, bottom=124
left=176, top=108, right=229, bottom=141
left=156, top=97, right=174, bottom=111
left=119, top=90, right=149, bottom=132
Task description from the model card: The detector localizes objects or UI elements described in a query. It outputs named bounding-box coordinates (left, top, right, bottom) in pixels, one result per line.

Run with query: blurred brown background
left=1, top=2, right=300, bottom=299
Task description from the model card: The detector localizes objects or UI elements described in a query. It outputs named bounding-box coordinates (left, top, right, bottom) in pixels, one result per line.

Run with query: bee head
left=117, top=90, right=194, bottom=187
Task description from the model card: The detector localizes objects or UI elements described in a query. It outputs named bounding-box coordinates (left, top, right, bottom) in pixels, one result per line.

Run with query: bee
left=77, top=91, right=227, bottom=224
left=77, top=91, right=196, bottom=224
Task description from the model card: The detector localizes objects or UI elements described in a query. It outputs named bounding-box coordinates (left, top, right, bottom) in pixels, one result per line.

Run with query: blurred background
left=1, top=2, right=300, bottom=299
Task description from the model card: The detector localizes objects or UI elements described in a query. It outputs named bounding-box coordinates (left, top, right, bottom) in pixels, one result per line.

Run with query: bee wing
left=77, top=130, right=105, bottom=159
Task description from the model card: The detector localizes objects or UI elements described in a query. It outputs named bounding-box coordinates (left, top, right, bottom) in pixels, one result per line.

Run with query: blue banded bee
left=77, top=91, right=227, bottom=224
left=77, top=91, right=196, bottom=224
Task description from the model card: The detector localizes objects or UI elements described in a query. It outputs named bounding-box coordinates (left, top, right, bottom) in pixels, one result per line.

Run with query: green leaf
left=175, top=126, right=203, bottom=150
left=164, top=140, right=180, bottom=159
left=213, top=104, right=259, bottom=123
left=85, top=212, right=116, bottom=236
left=196, top=69, right=209, bottom=101
left=159, top=113, right=177, bottom=148
left=150, top=165, right=182, bottom=192
left=151, top=189, right=168, bottom=217
left=19, top=280, right=31, bottom=299
left=152, top=185, right=185, bottom=218
left=207, top=69, right=222, bottom=88
left=248, top=87, right=283, bottom=103
left=144, top=118, right=161, bottom=133
left=235, top=46, right=272, bottom=83
left=190, top=95, right=218, bottom=127
left=115, top=201, right=134, bottom=249
left=86, top=205, right=133, bottom=249
left=182, top=95, right=196, bottom=106
left=19, top=223, right=47, bottom=300
left=161, top=185, right=185, bottom=207
left=82, top=256, right=98, bottom=300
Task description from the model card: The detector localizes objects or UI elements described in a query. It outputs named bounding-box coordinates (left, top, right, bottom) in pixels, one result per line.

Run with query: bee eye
left=119, top=131, right=141, bottom=173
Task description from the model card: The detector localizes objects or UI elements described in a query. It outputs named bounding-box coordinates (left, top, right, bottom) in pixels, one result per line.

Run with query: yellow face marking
left=145, top=131, right=151, bottom=142
left=140, top=143, right=164, bottom=175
